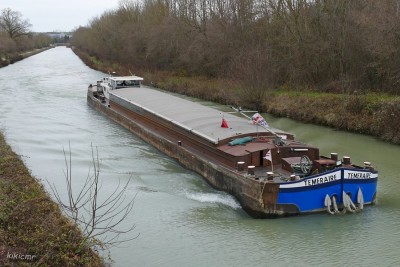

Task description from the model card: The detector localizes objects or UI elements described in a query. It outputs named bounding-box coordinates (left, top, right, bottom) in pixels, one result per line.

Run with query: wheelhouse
left=108, top=76, right=143, bottom=89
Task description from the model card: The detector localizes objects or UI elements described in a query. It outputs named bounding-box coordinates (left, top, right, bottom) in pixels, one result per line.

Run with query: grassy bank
left=0, top=47, right=53, bottom=68
left=264, top=92, right=400, bottom=144
left=73, top=48, right=400, bottom=145
left=0, top=132, right=102, bottom=266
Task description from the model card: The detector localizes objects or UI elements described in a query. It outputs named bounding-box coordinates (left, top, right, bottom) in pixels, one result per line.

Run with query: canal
left=0, top=47, right=399, bottom=266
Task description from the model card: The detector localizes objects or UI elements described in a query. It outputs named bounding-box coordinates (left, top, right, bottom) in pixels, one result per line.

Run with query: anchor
left=325, top=188, right=364, bottom=215
left=357, top=187, right=364, bottom=210
left=324, top=194, right=339, bottom=214
left=342, top=188, right=365, bottom=213
left=343, top=191, right=357, bottom=213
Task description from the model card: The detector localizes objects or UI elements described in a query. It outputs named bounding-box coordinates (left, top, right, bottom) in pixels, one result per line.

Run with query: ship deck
left=110, top=86, right=287, bottom=144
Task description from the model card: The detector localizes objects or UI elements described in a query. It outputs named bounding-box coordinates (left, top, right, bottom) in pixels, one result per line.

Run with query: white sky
left=0, top=0, right=122, bottom=32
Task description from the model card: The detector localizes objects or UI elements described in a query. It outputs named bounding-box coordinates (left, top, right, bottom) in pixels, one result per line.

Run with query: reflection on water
left=0, top=47, right=399, bottom=266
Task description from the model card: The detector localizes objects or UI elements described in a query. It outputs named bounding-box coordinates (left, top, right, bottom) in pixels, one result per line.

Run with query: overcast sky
left=1, top=0, right=122, bottom=32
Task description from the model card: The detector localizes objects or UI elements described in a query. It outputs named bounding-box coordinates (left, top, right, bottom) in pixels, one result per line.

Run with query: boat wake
left=184, top=192, right=241, bottom=209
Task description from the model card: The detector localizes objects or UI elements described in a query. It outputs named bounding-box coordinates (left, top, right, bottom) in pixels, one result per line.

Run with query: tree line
left=0, top=8, right=52, bottom=57
left=71, top=0, right=400, bottom=94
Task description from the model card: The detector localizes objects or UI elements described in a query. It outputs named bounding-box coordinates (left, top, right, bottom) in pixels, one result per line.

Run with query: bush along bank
left=73, top=48, right=400, bottom=145
left=0, top=132, right=103, bottom=266
left=263, top=92, right=400, bottom=144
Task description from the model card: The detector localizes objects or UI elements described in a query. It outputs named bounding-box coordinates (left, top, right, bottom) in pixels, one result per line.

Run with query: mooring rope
left=259, top=180, right=267, bottom=209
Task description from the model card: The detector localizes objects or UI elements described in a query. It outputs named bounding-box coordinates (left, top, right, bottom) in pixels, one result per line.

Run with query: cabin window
left=125, top=80, right=140, bottom=86
left=115, top=80, right=140, bottom=88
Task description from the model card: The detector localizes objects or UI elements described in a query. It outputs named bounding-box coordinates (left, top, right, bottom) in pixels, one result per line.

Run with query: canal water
left=0, top=47, right=399, bottom=266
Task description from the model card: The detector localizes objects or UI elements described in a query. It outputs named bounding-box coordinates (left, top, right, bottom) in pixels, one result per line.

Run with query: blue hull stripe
left=277, top=168, right=378, bottom=212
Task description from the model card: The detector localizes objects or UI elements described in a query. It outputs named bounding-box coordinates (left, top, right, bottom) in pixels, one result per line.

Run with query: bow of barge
left=87, top=75, right=378, bottom=218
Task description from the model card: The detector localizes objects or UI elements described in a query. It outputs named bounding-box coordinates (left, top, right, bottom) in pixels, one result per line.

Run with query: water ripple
left=184, top=192, right=241, bottom=209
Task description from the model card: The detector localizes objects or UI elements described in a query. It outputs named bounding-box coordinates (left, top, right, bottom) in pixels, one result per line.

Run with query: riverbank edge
left=0, top=132, right=103, bottom=266
left=0, top=46, right=53, bottom=68
left=72, top=48, right=400, bottom=145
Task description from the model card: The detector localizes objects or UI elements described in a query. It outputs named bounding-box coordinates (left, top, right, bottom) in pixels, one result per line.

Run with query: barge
left=87, top=75, right=378, bottom=218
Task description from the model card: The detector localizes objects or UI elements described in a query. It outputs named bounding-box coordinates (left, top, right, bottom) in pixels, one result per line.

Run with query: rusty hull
left=87, top=91, right=298, bottom=218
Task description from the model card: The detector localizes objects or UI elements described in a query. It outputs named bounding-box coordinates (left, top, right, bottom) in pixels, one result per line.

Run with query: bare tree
left=0, top=8, right=31, bottom=40
left=49, top=144, right=138, bottom=252
left=71, top=0, right=400, bottom=93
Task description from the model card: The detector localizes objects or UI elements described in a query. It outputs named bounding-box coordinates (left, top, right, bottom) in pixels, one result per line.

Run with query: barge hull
left=87, top=92, right=290, bottom=218
left=88, top=84, right=377, bottom=217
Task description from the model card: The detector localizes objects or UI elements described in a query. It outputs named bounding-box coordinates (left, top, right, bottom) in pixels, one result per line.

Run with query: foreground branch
left=49, top=143, right=139, bottom=253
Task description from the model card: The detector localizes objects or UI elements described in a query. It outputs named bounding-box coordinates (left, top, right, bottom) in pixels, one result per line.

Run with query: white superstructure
left=98, top=75, right=143, bottom=99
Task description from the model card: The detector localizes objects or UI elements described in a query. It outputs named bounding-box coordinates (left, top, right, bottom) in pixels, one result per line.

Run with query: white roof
left=109, top=76, right=143, bottom=81
left=111, top=86, right=282, bottom=144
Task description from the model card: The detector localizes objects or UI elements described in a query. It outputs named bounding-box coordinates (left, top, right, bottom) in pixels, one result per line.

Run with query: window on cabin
left=115, top=80, right=140, bottom=88
left=124, top=80, right=140, bottom=86
left=116, top=80, right=124, bottom=87
left=116, top=80, right=140, bottom=89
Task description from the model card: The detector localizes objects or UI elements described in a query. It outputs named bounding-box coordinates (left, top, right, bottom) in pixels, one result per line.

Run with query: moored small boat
left=87, top=74, right=378, bottom=217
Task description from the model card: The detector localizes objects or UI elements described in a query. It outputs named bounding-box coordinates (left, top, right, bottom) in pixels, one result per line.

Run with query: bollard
left=247, top=166, right=255, bottom=175
left=237, top=161, right=245, bottom=172
left=343, top=156, right=351, bottom=165
left=364, top=161, right=374, bottom=171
